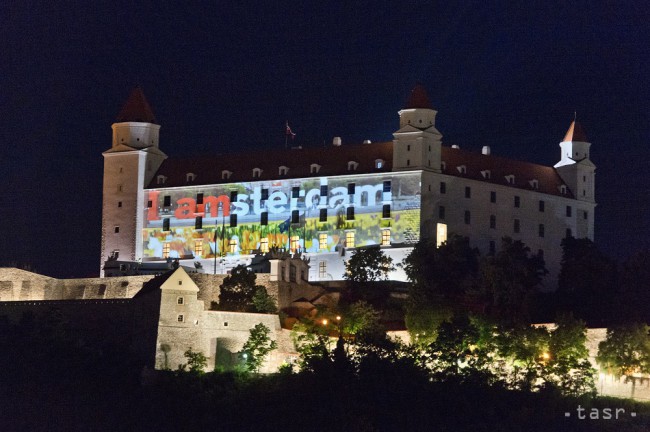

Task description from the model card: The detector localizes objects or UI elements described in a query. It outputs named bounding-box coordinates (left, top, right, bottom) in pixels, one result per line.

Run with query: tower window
left=319, top=208, right=327, bottom=222
left=490, top=215, right=496, bottom=229
left=440, top=182, right=446, bottom=194
left=114, top=226, right=120, bottom=233
left=177, top=297, right=184, bottom=305
left=490, top=191, right=496, bottom=203
left=347, top=183, right=356, bottom=195
left=514, top=196, right=520, bottom=208
left=465, top=186, right=471, bottom=198
left=290, top=236, right=300, bottom=253
left=489, top=240, right=496, bottom=255
left=514, top=219, right=520, bottom=233
left=382, top=204, right=391, bottom=218
left=407, top=145, right=410, bottom=151
left=539, top=200, right=545, bottom=212
left=383, top=181, right=391, bottom=193
left=464, top=210, right=471, bottom=225
left=538, top=224, right=545, bottom=238
left=566, top=206, right=572, bottom=217
left=229, top=239, right=237, bottom=254
left=118, top=201, right=122, bottom=208
left=320, top=185, right=328, bottom=196
left=584, top=210, right=588, bottom=220
left=439, top=205, right=445, bottom=220
left=566, top=228, right=572, bottom=238
left=177, top=314, right=184, bottom=323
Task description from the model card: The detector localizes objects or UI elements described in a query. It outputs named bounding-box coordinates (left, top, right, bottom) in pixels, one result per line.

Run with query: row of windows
left=161, top=229, right=392, bottom=258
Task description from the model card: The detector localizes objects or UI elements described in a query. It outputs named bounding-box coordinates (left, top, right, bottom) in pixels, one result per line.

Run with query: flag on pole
left=278, top=217, right=291, bottom=233
left=285, top=121, right=296, bottom=139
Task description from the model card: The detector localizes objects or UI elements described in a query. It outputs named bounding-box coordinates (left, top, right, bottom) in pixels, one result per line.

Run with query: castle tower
left=392, top=84, right=442, bottom=172
left=100, top=88, right=167, bottom=275
left=554, top=120, right=596, bottom=203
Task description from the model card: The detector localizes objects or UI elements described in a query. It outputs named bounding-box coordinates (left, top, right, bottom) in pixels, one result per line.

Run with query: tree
left=218, top=265, right=266, bottom=312
left=479, top=237, right=547, bottom=324
left=252, top=286, right=278, bottom=313
left=180, top=347, right=208, bottom=373
left=241, top=323, right=278, bottom=373
left=342, top=301, right=383, bottom=339
left=618, top=249, right=650, bottom=322
left=597, top=323, right=650, bottom=398
left=344, top=246, right=395, bottom=283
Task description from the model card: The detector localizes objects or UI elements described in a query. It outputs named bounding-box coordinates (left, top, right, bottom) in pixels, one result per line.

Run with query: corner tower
left=392, top=84, right=442, bottom=172
left=100, top=88, right=167, bottom=275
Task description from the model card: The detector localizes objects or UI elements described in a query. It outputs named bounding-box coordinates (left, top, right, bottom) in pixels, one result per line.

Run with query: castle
left=101, top=85, right=596, bottom=287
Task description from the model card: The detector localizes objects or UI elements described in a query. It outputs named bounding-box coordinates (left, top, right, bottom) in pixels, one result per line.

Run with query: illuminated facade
left=101, top=86, right=596, bottom=285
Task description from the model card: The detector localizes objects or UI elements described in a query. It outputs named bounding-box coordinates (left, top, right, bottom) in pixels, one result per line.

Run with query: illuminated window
left=345, top=231, right=355, bottom=248
left=194, top=239, right=203, bottom=257
left=229, top=239, right=237, bottom=254
left=319, top=233, right=328, bottom=250
left=375, top=159, right=384, bottom=169
left=163, top=242, right=170, bottom=258
left=260, top=238, right=269, bottom=253
left=436, top=223, right=447, bottom=247
left=381, top=229, right=390, bottom=246
left=290, top=236, right=300, bottom=252
left=319, top=262, right=327, bottom=278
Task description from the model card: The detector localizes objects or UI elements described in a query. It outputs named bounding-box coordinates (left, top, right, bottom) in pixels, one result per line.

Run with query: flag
left=278, top=217, right=291, bottom=233
left=285, top=121, right=296, bottom=139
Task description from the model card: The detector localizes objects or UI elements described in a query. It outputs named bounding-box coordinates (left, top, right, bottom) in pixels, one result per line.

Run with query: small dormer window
left=529, top=179, right=539, bottom=190
left=456, top=165, right=467, bottom=174
left=186, top=172, right=196, bottom=183
left=347, top=161, right=359, bottom=171
left=157, top=175, right=167, bottom=185
left=279, top=166, right=289, bottom=176
left=253, top=167, right=263, bottom=178
left=481, top=170, right=491, bottom=179
left=310, top=163, right=321, bottom=174
left=505, top=175, right=515, bottom=185
left=559, top=185, right=567, bottom=195
left=222, top=170, right=232, bottom=180
left=375, top=159, right=385, bottom=169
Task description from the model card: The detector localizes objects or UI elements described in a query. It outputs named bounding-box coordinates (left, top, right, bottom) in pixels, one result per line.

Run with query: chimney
left=482, top=146, right=491, bottom=155
left=451, top=145, right=460, bottom=149
left=333, top=137, right=342, bottom=146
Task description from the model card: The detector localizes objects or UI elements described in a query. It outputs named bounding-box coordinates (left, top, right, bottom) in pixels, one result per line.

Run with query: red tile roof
left=404, top=84, right=433, bottom=109
left=116, top=87, right=157, bottom=124
left=562, top=121, right=588, bottom=142
left=149, top=142, right=572, bottom=198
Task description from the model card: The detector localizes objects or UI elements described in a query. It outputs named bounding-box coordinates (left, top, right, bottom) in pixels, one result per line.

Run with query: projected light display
left=142, top=172, right=421, bottom=259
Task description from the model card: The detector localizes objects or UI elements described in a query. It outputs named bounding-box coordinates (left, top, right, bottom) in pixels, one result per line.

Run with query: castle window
left=539, top=200, right=545, bottom=212
left=186, top=172, right=196, bottom=182
left=481, top=170, right=491, bottom=179
left=347, top=161, right=359, bottom=171
left=222, top=170, right=232, bottom=180
left=147, top=200, right=152, bottom=208
left=560, top=185, right=567, bottom=195
left=320, top=185, right=328, bottom=196
left=375, top=159, right=385, bottom=169
left=489, top=241, right=496, bottom=255
left=230, top=191, right=238, bottom=202
left=406, top=159, right=410, bottom=166
left=194, top=239, right=203, bottom=256
left=118, top=201, right=122, bottom=208
left=163, top=218, right=170, bottom=231
left=490, top=191, right=496, bottom=203
left=345, top=231, right=355, bottom=248
left=464, top=210, right=471, bottom=225
left=319, top=233, right=328, bottom=250
left=566, top=206, right=572, bottom=217
left=439, top=205, right=445, bottom=220
left=114, top=226, right=120, bottom=233
left=436, top=223, right=447, bottom=247
left=260, top=238, right=269, bottom=253
left=382, top=204, right=391, bottom=218
left=346, top=206, right=355, bottom=220
left=157, top=175, right=167, bottom=185
left=347, top=183, right=356, bottom=195
left=119, top=167, right=123, bottom=173
left=539, top=224, right=545, bottom=238
left=261, top=188, right=269, bottom=200
left=465, top=186, right=471, bottom=198
left=383, top=181, right=391, bottom=193
left=319, top=262, right=327, bottom=278
left=514, top=219, right=520, bottom=234
left=177, top=314, right=184, bottom=323
left=177, top=297, right=184, bottom=305
left=319, top=208, right=327, bottom=222
left=223, top=322, right=228, bottom=327
left=230, top=214, right=238, bottom=227
left=163, top=242, right=170, bottom=258
left=290, top=236, right=300, bottom=253
left=252, top=167, right=262, bottom=178
left=514, top=196, right=520, bottom=208
left=195, top=216, right=203, bottom=230
left=118, top=184, right=123, bottom=192
left=261, top=212, right=268, bottom=226
left=457, top=165, right=467, bottom=174
left=505, top=175, right=515, bottom=185
left=229, top=239, right=237, bottom=254
left=310, top=163, right=321, bottom=174
left=381, top=229, right=391, bottom=246
left=291, top=210, right=299, bottom=224
left=490, top=215, right=496, bottom=229
left=279, top=166, right=289, bottom=176
left=529, top=179, right=539, bottom=189
left=196, top=193, right=204, bottom=204
left=163, top=195, right=171, bottom=207
left=584, top=210, right=588, bottom=220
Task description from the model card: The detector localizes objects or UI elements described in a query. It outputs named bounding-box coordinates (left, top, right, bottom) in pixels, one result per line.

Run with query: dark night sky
left=1, top=1, right=648, bottom=278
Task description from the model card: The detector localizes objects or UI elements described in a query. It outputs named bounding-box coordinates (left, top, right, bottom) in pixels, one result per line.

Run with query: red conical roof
left=563, top=121, right=588, bottom=142
left=116, top=87, right=157, bottom=124
left=405, top=84, right=433, bottom=109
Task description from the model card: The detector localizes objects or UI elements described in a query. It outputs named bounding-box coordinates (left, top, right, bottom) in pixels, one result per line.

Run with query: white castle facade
left=100, top=86, right=596, bottom=287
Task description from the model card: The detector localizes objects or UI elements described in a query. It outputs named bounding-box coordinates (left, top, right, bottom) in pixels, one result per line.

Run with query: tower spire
left=116, top=87, right=157, bottom=124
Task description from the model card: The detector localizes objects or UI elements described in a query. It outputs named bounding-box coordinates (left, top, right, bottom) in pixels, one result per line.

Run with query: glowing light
left=322, top=319, right=328, bottom=326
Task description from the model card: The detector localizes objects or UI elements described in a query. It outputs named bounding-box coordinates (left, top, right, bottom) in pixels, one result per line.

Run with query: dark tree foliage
left=618, top=249, right=650, bottom=322
left=344, top=245, right=395, bottom=283
left=218, top=265, right=266, bottom=312
left=557, top=237, right=617, bottom=325
left=479, top=237, right=547, bottom=324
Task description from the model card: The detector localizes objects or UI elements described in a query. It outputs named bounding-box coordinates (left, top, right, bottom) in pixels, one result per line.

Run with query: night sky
left=1, top=1, right=648, bottom=278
